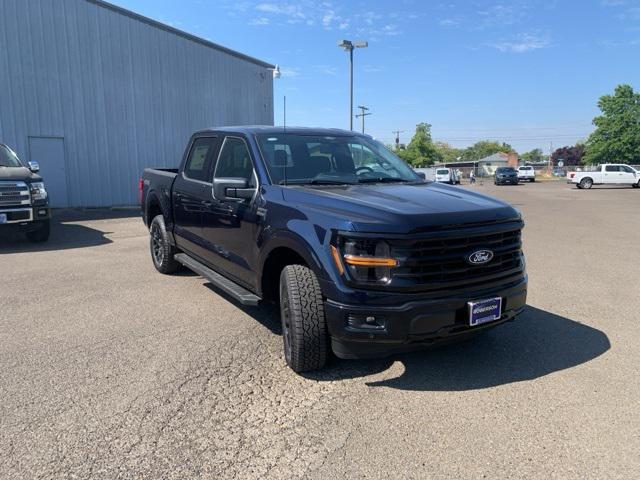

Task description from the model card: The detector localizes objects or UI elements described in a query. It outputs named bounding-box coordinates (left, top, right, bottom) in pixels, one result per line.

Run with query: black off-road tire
left=149, top=215, right=180, bottom=274
left=279, top=265, right=328, bottom=372
left=26, top=220, right=50, bottom=243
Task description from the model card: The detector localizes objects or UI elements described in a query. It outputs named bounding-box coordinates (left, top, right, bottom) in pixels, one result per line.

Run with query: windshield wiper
left=357, top=177, right=412, bottom=184
left=280, top=179, right=355, bottom=185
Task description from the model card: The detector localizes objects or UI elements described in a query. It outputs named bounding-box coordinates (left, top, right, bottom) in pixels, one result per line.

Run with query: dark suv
left=494, top=167, right=519, bottom=185
left=0, top=143, right=50, bottom=242
left=141, top=127, right=527, bottom=372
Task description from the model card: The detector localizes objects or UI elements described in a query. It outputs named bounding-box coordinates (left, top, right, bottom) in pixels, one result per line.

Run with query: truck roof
left=194, top=126, right=368, bottom=137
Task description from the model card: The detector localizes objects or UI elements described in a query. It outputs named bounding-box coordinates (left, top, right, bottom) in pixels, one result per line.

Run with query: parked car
left=435, top=168, right=453, bottom=184
left=494, top=167, right=519, bottom=185
left=567, top=164, right=640, bottom=189
left=0, top=143, right=50, bottom=242
left=141, top=127, right=527, bottom=373
left=517, top=166, right=536, bottom=182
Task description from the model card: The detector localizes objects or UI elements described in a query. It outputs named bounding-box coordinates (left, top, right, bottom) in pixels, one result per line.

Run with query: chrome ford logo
left=467, top=249, right=494, bottom=265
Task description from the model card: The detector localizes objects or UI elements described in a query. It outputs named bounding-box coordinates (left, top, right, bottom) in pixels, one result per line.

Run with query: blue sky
left=112, top=0, right=639, bottom=153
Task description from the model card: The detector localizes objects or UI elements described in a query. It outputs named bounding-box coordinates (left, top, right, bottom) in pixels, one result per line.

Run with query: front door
left=28, top=137, right=69, bottom=207
left=619, top=165, right=637, bottom=185
left=201, top=136, right=261, bottom=289
left=172, top=136, right=219, bottom=259
left=603, top=165, right=621, bottom=184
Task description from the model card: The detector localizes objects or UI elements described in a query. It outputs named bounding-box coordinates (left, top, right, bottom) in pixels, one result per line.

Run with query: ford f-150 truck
left=568, top=164, right=640, bottom=189
left=0, top=143, right=50, bottom=242
left=141, top=127, right=527, bottom=372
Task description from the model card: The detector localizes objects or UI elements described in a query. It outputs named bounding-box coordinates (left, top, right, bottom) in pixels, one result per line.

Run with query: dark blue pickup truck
left=141, top=127, right=527, bottom=372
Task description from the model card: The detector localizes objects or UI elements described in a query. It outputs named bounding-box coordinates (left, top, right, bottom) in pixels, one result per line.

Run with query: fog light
left=347, top=314, right=386, bottom=331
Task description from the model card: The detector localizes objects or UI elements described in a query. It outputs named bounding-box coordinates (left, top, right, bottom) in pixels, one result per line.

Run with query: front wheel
left=633, top=181, right=640, bottom=188
left=279, top=265, right=328, bottom=372
left=579, top=178, right=593, bottom=189
left=149, top=215, right=180, bottom=274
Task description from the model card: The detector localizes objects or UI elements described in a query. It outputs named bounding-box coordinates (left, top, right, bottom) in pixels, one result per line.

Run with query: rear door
left=172, top=136, right=221, bottom=258
left=603, top=165, right=621, bottom=184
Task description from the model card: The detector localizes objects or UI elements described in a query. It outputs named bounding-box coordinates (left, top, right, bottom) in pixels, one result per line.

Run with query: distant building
left=0, top=0, right=274, bottom=207
left=433, top=151, right=518, bottom=176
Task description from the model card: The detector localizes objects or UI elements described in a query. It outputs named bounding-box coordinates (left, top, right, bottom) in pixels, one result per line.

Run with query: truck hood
left=282, top=182, right=520, bottom=234
left=0, top=166, right=42, bottom=182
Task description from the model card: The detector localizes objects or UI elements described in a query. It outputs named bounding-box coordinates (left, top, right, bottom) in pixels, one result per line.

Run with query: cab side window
left=215, top=137, right=255, bottom=185
left=605, top=165, right=620, bottom=172
left=184, top=137, right=217, bottom=182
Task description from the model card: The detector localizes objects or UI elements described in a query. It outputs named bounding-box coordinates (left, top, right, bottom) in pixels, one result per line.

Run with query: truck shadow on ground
left=201, top=287, right=610, bottom=391
left=0, top=209, right=132, bottom=253
left=312, top=306, right=610, bottom=391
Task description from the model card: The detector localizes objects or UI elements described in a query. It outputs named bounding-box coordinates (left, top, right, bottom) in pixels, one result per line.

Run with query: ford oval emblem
left=467, top=249, right=494, bottom=265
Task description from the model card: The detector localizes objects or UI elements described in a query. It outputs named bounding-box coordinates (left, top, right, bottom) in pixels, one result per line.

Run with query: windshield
left=497, top=167, right=516, bottom=173
left=0, top=144, right=23, bottom=168
left=256, top=133, right=420, bottom=185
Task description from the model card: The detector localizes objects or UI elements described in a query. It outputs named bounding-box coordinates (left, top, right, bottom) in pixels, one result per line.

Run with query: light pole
left=337, top=40, right=368, bottom=130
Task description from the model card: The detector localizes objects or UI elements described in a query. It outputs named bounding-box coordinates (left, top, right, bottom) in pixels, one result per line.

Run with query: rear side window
left=215, top=137, right=255, bottom=184
left=184, top=137, right=217, bottom=181
left=605, top=165, right=620, bottom=172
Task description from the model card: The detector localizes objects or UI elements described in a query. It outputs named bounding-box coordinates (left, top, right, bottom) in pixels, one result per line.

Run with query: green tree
left=461, top=140, right=514, bottom=161
left=520, top=148, right=545, bottom=163
left=585, top=84, right=640, bottom=165
left=434, top=142, right=463, bottom=163
left=396, top=123, right=443, bottom=167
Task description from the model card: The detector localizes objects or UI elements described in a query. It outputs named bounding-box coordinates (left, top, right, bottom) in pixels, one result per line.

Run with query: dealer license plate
left=468, top=297, right=502, bottom=326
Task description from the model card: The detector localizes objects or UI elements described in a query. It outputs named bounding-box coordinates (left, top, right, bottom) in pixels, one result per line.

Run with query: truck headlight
left=30, top=182, right=47, bottom=201
left=334, top=237, right=398, bottom=284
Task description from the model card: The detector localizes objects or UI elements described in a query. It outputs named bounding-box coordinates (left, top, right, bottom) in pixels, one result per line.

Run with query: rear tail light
left=569, top=173, right=575, bottom=179
left=138, top=178, right=144, bottom=204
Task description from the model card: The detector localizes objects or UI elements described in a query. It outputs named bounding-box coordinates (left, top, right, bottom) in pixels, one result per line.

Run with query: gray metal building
left=0, top=0, right=274, bottom=207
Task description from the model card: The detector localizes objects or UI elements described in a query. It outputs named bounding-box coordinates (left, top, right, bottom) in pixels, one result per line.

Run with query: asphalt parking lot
left=1, top=181, right=638, bottom=479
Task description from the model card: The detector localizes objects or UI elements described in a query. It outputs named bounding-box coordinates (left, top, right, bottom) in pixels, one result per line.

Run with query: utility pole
left=392, top=130, right=405, bottom=150
left=355, top=105, right=372, bottom=134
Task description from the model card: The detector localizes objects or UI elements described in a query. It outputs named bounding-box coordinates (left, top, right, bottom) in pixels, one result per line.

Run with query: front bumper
left=0, top=206, right=50, bottom=232
left=496, top=178, right=519, bottom=184
left=324, top=276, right=527, bottom=359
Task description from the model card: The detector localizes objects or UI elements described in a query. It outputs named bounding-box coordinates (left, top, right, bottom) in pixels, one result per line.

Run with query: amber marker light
left=343, top=255, right=399, bottom=267
left=331, top=245, right=345, bottom=275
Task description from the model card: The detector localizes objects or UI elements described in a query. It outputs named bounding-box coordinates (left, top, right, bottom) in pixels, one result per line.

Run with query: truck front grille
left=390, top=221, right=524, bottom=292
left=0, top=181, right=31, bottom=206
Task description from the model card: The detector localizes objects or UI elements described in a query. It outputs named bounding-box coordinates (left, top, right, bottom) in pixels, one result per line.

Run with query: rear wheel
left=149, top=215, right=180, bottom=274
left=26, top=220, right=50, bottom=243
left=579, top=178, right=593, bottom=189
left=633, top=181, right=640, bottom=188
left=279, top=265, right=328, bottom=372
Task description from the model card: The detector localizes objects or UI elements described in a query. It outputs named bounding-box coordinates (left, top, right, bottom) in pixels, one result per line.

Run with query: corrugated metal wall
left=0, top=0, right=274, bottom=207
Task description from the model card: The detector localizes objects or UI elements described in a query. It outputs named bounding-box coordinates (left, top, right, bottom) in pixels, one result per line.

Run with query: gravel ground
left=1, top=181, right=638, bottom=479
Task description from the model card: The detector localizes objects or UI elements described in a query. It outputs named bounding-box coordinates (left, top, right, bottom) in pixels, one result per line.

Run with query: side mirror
left=416, top=172, right=426, bottom=180
left=28, top=161, right=40, bottom=173
left=213, top=177, right=256, bottom=201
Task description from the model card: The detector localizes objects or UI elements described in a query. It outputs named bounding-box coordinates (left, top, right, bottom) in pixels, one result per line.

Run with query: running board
left=174, top=253, right=261, bottom=306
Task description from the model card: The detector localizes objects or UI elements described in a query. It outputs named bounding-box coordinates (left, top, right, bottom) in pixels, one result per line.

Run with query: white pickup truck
left=568, top=164, right=640, bottom=189
left=517, top=166, right=536, bottom=182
